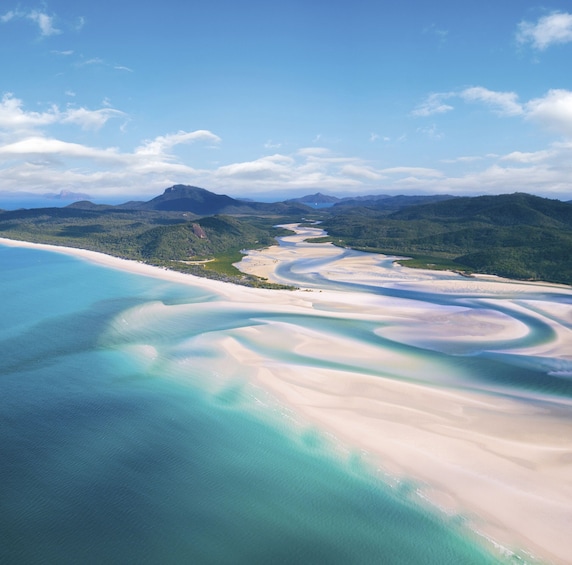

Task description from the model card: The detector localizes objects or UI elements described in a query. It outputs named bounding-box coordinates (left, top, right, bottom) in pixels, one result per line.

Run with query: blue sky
left=1, top=1, right=572, bottom=201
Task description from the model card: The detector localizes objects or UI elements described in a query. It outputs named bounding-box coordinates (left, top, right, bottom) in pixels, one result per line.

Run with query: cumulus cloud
left=517, top=11, right=572, bottom=50
left=0, top=93, right=58, bottom=129
left=0, top=128, right=220, bottom=196
left=524, top=89, right=572, bottom=136
left=0, top=93, right=223, bottom=196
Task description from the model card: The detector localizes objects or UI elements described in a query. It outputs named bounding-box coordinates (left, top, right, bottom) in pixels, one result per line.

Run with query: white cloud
left=460, top=87, right=523, bottom=116
left=136, top=130, right=221, bottom=156
left=216, top=154, right=294, bottom=180
left=0, top=94, right=125, bottom=133
left=414, top=86, right=572, bottom=139
left=517, top=12, right=572, bottom=50
left=0, top=10, right=17, bottom=23
left=416, top=124, right=443, bottom=140
left=411, top=93, right=454, bottom=117
left=0, top=9, right=60, bottom=36
left=1, top=89, right=571, bottom=199
left=212, top=151, right=377, bottom=191
left=380, top=166, right=443, bottom=178
left=27, top=10, right=60, bottom=36
left=297, top=147, right=330, bottom=156
left=61, top=107, right=126, bottom=130
left=0, top=94, right=227, bottom=197
left=524, top=89, right=572, bottom=136
left=441, top=155, right=483, bottom=163
left=500, top=150, right=551, bottom=163
left=340, top=164, right=382, bottom=180
left=0, top=94, right=59, bottom=129
left=264, top=140, right=281, bottom=149
left=0, top=136, right=123, bottom=163
left=77, top=57, right=105, bottom=67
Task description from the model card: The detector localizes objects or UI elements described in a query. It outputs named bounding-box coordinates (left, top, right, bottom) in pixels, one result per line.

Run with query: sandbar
left=2, top=232, right=572, bottom=563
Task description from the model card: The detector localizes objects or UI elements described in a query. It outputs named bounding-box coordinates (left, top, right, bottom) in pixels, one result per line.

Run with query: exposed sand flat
left=3, top=231, right=572, bottom=563
left=220, top=329, right=572, bottom=564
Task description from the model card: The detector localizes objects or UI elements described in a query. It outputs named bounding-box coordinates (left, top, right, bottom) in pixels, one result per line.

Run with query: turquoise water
left=0, top=245, right=535, bottom=564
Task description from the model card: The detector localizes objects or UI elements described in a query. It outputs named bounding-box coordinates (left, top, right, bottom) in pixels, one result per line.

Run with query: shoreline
left=2, top=234, right=572, bottom=563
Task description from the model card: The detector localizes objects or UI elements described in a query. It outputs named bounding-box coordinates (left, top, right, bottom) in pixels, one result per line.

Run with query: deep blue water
left=0, top=245, right=510, bottom=564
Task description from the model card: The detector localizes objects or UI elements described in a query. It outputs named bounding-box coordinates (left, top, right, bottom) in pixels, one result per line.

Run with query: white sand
left=3, top=233, right=572, bottom=563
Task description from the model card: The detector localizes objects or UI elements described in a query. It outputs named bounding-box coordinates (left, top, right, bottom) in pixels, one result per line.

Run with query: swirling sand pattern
left=2, top=232, right=572, bottom=563
left=187, top=224, right=571, bottom=563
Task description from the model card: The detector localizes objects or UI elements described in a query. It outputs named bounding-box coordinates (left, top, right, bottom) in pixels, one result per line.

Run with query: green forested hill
left=2, top=188, right=571, bottom=286
left=0, top=204, right=294, bottom=287
left=319, top=193, right=572, bottom=285
left=391, top=193, right=572, bottom=228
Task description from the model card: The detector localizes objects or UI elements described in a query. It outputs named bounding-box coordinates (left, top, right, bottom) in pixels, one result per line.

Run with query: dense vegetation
left=318, top=193, right=572, bottom=285
left=1, top=186, right=571, bottom=287
left=0, top=201, right=295, bottom=288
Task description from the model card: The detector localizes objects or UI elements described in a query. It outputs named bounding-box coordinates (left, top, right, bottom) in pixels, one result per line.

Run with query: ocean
left=0, top=242, right=563, bottom=564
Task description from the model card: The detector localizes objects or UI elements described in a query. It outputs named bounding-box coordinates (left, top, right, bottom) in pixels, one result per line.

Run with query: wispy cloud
left=264, top=140, right=281, bottom=149
left=61, top=107, right=126, bottom=130
left=416, top=124, right=443, bottom=140
left=517, top=11, right=572, bottom=50
left=411, top=93, right=454, bottom=117
left=0, top=93, right=124, bottom=133
left=380, top=166, right=443, bottom=178
left=27, top=10, right=60, bottom=36
left=460, top=87, right=523, bottom=116
left=77, top=57, right=105, bottom=67
left=414, top=86, right=572, bottom=138
left=423, top=23, right=448, bottom=43
left=136, top=131, right=221, bottom=156
left=1, top=8, right=60, bottom=37
left=441, top=155, right=483, bottom=164
left=339, top=164, right=382, bottom=180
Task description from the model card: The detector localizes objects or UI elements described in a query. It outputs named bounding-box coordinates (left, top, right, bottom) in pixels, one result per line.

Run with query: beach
left=2, top=230, right=572, bottom=564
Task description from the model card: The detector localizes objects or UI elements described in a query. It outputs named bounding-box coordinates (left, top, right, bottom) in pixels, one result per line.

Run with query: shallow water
left=1, top=241, right=568, bottom=563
